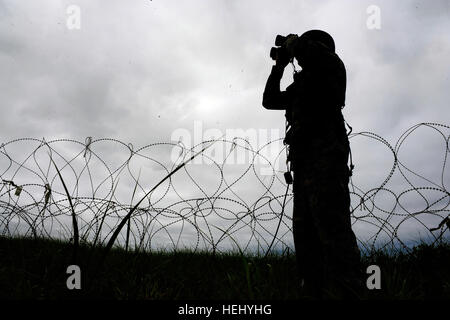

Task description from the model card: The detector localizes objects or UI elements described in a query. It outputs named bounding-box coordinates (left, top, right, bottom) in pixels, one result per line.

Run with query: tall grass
left=0, top=235, right=448, bottom=299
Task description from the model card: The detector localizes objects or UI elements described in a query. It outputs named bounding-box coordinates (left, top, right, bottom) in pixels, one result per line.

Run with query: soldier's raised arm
left=262, top=64, right=290, bottom=110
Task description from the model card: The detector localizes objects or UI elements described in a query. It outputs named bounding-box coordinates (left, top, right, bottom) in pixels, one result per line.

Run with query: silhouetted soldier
left=262, top=30, right=362, bottom=298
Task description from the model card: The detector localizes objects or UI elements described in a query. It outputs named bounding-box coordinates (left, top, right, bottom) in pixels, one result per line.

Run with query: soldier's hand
left=275, top=50, right=290, bottom=68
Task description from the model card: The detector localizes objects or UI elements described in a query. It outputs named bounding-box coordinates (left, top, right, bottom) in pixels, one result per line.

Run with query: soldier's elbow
left=262, top=96, right=275, bottom=110
left=263, top=100, right=284, bottom=110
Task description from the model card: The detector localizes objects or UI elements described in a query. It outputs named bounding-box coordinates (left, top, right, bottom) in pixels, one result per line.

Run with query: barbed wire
left=0, top=123, right=448, bottom=255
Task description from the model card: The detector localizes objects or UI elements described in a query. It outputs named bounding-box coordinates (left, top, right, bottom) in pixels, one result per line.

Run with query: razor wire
left=0, top=122, right=449, bottom=255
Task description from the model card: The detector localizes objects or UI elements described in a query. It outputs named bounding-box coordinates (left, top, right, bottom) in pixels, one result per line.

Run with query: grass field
left=0, top=236, right=448, bottom=300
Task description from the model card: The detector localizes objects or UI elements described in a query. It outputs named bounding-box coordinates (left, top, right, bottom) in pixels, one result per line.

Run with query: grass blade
left=51, top=158, right=79, bottom=262
left=103, top=138, right=222, bottom=257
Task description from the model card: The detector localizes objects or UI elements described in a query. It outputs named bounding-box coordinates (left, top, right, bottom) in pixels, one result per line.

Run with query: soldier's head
left=294, top=30, right=335, bottom=66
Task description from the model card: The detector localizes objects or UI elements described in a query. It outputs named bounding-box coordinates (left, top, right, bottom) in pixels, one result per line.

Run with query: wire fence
left=0, top=122, right=449, bottom=255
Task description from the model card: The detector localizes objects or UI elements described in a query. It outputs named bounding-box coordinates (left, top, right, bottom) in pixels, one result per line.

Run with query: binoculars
left=269, top=34, right=298, bottom=61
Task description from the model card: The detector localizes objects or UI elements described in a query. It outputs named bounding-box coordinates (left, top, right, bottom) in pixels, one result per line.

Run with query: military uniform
left=263, top=37, right=362, bottom=298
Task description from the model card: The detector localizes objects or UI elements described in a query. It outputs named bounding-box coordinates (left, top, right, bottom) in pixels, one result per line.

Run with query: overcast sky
left=0, top=0, right=449, bottom=249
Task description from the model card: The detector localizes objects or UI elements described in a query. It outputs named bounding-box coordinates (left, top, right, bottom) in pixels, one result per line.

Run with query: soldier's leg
left=308, top=173, right=362, bottom=298
left=292, top=175, right=324, bottom=298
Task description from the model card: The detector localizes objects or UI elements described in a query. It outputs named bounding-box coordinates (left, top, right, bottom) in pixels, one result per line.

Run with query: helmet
left=298, top=30, right=335, bottom=53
